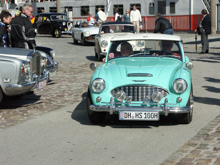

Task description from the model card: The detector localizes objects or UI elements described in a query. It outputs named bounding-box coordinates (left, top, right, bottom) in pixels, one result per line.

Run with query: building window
left=49, top=7, right=57, bottom=13
left=65, top=6, right=72, bottom=12
left=95, top=5, right=105, bottom=13
left=113, top=4, right=123, bottom=15
left=149, top=3, right=154, bottom=15
left=130, top=4, right=141, bottom=13
left=37, top=7, right=45, bottom=13
left=170, top=2, right=175, bottom=14
left=81, top=6, right=89, bottom=16
left=158, top=1, right=166, bottom=15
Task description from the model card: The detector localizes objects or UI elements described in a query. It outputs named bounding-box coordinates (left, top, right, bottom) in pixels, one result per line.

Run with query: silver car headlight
left=92, top=78, right=106, bottom=93
left=41, top=57, right=47, bottom=67
left=101, top=40, right=108, bottom=48
left=173, top=79, right=188, bottom=94
left=136, top=40, right=145, bottom=47
left=115, top=90, right=127, bottom=102
left=84, top=31, right=90, bottom=36
left=49, top=49, right=55, bottom=58
left=63, top=22, right=66, bottom=26
left=22, top=62, right=31, bottom=74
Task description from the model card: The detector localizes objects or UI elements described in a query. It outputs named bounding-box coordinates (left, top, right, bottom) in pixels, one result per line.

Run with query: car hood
left=100, top=33, right=134, bottom=41
left=99, top=57, right=182, bottom=87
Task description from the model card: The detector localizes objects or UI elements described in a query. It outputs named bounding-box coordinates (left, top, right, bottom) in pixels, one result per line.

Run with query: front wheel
left=53, top=29, right=62, bottom=38
left=82, top=35, right=88, bottom=46
left=72, top=34, right=78, bottom=44
left=87, top=92, right=106, bottom=124
left=177, top=90, right=193, bottom=124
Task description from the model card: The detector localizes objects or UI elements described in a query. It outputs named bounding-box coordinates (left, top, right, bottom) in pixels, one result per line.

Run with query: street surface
left=0, top=33, right=220, bottom=165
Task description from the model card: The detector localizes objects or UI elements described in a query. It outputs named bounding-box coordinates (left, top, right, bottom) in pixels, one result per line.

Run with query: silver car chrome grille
left=111, top=85, right=169, bottom=101
left=31, top=52, right=41, bottom=77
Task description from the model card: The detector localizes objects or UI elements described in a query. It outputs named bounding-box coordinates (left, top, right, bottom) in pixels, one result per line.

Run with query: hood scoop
left=127, top=73, right=153, bottom=77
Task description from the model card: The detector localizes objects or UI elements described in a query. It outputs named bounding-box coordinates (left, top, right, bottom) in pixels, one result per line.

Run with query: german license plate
left=119, top=111, right=159, bottom=121
left=38, top=79, right=47, bottom=90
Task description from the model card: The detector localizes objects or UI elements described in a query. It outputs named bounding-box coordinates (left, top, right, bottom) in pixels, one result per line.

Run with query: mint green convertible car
left=87, top=33, right=194, bottom=124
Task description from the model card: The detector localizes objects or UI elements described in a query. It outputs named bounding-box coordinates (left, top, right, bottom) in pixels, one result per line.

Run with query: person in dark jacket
left=10, top=4, right=36, bottom=49
left=0, top=10, right=12, bottom=47
left=195, top=9, right=211, bottom=54
left=153, top=13, right=174, bottom=35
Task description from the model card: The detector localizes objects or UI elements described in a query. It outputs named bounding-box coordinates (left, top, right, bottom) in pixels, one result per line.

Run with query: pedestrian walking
left=10, top=4, right=36, bottom=49
left=114, top=8, right=121, bottom=22
left=153, top=13, right=174, bottom=35
left=0, top=10, right=12, bottom=47
left=123, top=9, right=130, bottom=23
left=130, top=5, right=142, bottom=33
left=87, top=12, right=95, bottom=26
left=195, top=9, right=211, bottom=54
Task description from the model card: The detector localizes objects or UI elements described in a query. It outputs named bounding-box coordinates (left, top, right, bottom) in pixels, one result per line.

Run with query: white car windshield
left=100, top=25, right=135, bottom=34
left=107, top=40, right=182, bottom=61
left=51, top=15, right=68, bottom=21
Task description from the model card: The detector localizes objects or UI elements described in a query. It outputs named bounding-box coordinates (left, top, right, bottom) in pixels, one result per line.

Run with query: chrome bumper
left=89, top=98, right=194, bottom=116
left=47, top=61, right=58, bottom=77
left=6, top=71, right=49, bottom=93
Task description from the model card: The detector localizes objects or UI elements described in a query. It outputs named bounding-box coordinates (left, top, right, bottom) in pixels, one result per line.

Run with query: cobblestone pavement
left=0, top=33, right=220, bottom=165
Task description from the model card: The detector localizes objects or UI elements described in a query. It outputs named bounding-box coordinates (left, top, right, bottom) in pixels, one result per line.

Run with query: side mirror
left=186, top=62, right=193, bottom=70
left=90, top=63, right=96, bottom=71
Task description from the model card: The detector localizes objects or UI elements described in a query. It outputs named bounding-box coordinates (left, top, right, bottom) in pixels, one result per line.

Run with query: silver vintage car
left=72, top=22, right=99, bottom=46
left=0, top=47, right=49, bottom=104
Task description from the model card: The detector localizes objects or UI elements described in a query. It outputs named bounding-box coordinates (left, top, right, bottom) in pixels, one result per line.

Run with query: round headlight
left=84, top=31, right=90, bottom=36
left=92, top=78, right=106, bottom=92
left=62, top=22, right=66, bottom=26
left=49, top=49, right=55, bottom=58
left=115, top=90, right=127, bottom=102
left=173, top=79, right=187, bottom=94
left=101, top=40, right=108, bottom=48
left=136, top=40, right=145, bottom=47
left=151, top=92, right=163, bottom=103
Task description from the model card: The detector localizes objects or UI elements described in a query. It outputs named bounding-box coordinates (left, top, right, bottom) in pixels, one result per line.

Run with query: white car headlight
left=92, top=78, right=106, bottom=92
left=49, top=49, right=55, bottom=58
left=63, top=22, right=66, bottom=26
left=173, top=79, right=187, bottom=94
left=136, top=40, right=145, bottom=47
left=84, top=31, right=90, bottom=36
left=101, top=40, right=108, bottom=48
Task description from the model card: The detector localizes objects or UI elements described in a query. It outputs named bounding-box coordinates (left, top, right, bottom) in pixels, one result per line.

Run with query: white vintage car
left=71, top=22, right=99, bottom=46
left=94, top=22, right=136, bottom=61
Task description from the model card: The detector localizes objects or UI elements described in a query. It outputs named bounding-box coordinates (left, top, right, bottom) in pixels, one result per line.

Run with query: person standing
left=130, top=5, right=142, bottom=33
left=123, top=9, right=130, bottom=23
left=195, top=9, right=211, bottom=54
left=87, top=12, right=95, bottom=26
left=153, top=13, right=174, bottom=35
left=0, top=10, right=12, bottom=47
left=97, top=8, right=107, bottom=24
left=114, top=8, right=121, bottom=22
left=10, top=4, right=36, bottom=49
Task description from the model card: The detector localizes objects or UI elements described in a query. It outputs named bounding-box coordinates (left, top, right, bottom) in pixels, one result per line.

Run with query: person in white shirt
left=87, top=12, right=95, bottom=26
left=130, top=5, right=142, bottom=33
left=97, top=8, right=107, bottom=24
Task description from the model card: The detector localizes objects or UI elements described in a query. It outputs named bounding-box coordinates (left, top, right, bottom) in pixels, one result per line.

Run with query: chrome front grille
left=111, top=85, right=169, bottom=101
left=31, top=52, right=41, bottom=77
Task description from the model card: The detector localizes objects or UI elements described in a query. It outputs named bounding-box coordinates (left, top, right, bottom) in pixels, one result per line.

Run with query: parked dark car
left=34, top=13, right=71, bottom=38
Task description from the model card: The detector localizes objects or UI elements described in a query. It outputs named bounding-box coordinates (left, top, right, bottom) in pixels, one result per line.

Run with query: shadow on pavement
left=0, top=92, right=41, bottom=109
left=194, top=96, right=220, bottom=106
left=184, top=37, right=220, bottom=45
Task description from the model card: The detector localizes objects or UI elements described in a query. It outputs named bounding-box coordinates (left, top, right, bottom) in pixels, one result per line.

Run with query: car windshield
left=107, top=40, right=182, bottom=61
left=50, top=15, right=68, bottom=21
left=100, top=25, right=135, bottom=34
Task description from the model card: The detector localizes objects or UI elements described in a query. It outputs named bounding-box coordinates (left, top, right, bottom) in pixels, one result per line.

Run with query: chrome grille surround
left=111, top=85, right=169, bottom=102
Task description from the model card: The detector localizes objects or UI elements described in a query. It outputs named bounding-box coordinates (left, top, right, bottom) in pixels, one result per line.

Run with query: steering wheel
left=161, top=50, right=173, bottom=55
